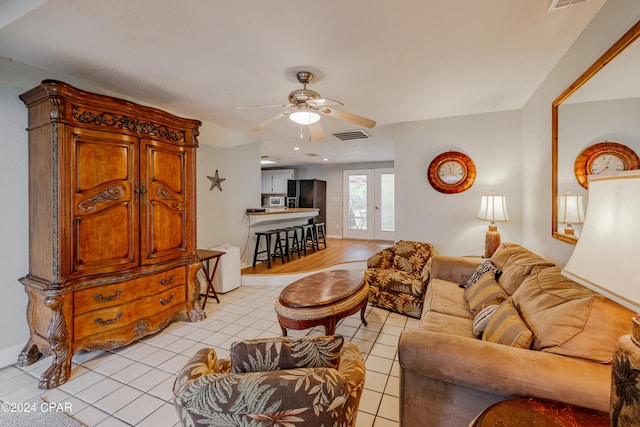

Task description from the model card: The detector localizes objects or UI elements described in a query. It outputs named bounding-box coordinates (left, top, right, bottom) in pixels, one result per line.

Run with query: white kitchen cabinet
left=262, top=169, right=294, bottom=194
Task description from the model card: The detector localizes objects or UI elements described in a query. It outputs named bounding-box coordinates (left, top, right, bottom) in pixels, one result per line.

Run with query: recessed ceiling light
left=260, top=159, right=277, bottom=165
left=292, top=147, right=301, bottom=151
left=323, top=158, right=329, bottom=162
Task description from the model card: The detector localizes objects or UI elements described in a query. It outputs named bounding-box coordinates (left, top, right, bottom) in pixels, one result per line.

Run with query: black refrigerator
left=287, top=179, right=326, bottom=224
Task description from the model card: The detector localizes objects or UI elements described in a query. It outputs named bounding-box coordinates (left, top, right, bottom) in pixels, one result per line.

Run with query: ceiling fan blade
left=234, top=103, right=294, bottom=110
left=250, top=111, right=291, bottom=132
left=309, top=121, right=325, bottom=141
left=319, top=107, right=376, bottom=128
left=307, top=98, right=344, bottom=108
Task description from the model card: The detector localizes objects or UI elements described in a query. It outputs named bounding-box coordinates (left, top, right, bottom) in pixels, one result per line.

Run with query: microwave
left=269, top=196, right=285, bottom=207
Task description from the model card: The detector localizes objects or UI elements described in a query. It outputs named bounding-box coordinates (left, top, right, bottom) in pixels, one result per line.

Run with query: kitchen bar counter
left=246, top=208, right=319, bottom=266
left=247, top=208, right=318, bottom=226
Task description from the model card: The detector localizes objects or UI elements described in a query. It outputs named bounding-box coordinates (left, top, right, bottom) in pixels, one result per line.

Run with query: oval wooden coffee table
left=275, top=270, right=369, bottom=336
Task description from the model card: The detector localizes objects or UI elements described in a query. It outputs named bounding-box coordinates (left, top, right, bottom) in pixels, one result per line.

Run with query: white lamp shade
left=476, top=194, right=509, bottom=222
left=557, top=192, right=585, bottom=224
left=289, top=111, right=320, bottom=125
left=562, top=170, right=640, bottom=311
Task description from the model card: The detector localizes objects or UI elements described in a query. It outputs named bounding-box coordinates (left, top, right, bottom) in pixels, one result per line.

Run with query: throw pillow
left=464, top=272, right=508, bottom=316
left=482, top=299, right=533, bottom=349
left=462, top=260, right=501, bottom=289
left=472, top=304, right=500, bottom=337
left=230, top=335, right=344, bottom=373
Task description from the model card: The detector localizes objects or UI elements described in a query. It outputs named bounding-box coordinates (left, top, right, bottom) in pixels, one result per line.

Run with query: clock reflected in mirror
left=574, top=142, right=640, bottom=189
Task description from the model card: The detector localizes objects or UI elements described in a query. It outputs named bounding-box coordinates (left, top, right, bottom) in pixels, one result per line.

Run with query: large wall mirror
left=552, top=19, right=640, bottom=244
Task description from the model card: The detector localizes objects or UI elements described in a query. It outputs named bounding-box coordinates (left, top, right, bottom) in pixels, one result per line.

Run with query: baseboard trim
left=0, top=342, right=24, bottom=370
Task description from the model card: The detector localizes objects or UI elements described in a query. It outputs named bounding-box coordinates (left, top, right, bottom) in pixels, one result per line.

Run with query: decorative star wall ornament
left=207, top=170, right=226, bottom=191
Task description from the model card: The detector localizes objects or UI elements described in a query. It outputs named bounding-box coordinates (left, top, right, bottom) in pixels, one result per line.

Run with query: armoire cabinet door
left=140, top=139, right=193, bottom=264
left=68, top=128, right=139, bottom=278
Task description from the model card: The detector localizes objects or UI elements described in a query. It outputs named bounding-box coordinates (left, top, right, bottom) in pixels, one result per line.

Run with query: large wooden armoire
left=18, top=80, right=204, bottom=389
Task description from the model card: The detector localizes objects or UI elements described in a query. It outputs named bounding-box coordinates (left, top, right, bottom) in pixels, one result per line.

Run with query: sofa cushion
left=482, top=299, right=533, bottom=349
left=512, top=266, right=635, bottom=363
left=463, top=260, right=502, bottom=289
left=418, top=310, right=476, bottom=339
left=230, top=335, right=344, bottom=373
left=425, top=278, right=472, bottom=319
left=472, top=304, right=500, bottom=337
left=490, top=242, right=554, bottom=295
left=464, top=272, right=509, bottom=316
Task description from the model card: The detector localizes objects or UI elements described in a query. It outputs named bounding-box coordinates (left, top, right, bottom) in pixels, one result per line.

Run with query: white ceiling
left=0, top=0, right=608, bottom=166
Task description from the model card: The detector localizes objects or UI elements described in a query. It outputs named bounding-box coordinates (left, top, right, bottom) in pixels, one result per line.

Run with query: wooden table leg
left=200, top=257, right=221, bottom=309
left=359, top=299, right=368, bottom=327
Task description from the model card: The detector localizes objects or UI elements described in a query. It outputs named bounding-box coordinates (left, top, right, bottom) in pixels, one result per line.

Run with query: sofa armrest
left=430, top=255, right=484, bottom=285
left=398, top=329, right=612, bottom=412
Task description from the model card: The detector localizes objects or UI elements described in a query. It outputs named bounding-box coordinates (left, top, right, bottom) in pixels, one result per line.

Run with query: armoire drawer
left=74, top=266, right=186, bottom=314
left=73, top=286, right=186, bottom=340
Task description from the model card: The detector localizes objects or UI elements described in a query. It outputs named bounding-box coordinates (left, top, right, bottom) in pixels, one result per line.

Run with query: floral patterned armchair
left=173, top=335, right=365, bottom=427
left=365, top=240, right=435, bottom=318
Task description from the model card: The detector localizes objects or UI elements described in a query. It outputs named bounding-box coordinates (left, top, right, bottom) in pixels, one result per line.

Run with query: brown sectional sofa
left=398, top=242, right=635, bottom=427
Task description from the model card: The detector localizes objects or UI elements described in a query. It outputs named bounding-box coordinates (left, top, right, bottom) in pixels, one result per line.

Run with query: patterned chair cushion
left=364, top=268, right=426, bottom=297
left=173, top=340, right=366, bottom=427
left=365, top=241, right=435, bottom=318
left=230, top=335, right=344, bottom=373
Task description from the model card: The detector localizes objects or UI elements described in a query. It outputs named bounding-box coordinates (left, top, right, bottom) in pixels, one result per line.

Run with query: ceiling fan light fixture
left=289, top=111, right=320, bottom=125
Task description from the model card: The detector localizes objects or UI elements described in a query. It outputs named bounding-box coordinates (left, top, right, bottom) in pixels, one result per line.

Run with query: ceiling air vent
left=549, top=0, right=587, bottom=11
left=306, top=153, right=319, bottom=157
left=332, top=129, right=371, bottom=141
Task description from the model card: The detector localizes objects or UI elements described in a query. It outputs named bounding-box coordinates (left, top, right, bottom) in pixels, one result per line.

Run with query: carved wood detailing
left=40, top=296, right=71, bottom=389
left=19, top=80, right=202, bottom=388
left=156, top=186, right=184, bottom=210
left=72, top=105, right=186, bottom=141
left=78, top=185, right=125, bottom=212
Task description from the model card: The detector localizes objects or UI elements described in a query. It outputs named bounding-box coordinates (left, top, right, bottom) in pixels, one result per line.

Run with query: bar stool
left=252, top=229, right=286, bottom=268
left=282, top=227, right=301, bottom=260
left=314, top=222, right=327, bottom=249
left=296, top=224, right=317, bottom=255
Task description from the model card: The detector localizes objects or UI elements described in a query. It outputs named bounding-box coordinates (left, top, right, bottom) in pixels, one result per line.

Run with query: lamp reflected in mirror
left=557, top=190, right=585, bottom=237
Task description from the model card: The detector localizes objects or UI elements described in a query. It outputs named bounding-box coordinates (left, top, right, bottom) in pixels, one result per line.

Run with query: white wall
left=196, top=141, right=262, bottom=262
left=393, top=110, right=522, bottom=256
left=520, top=0, right=640, bottom=265
left=0, top=83, right=30, bottom=368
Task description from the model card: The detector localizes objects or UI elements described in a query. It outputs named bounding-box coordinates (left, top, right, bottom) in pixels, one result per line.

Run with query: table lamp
left=561, top=170, right=640, bottom=427
left=476, top=193, right=509, bottom=258
left=557, top=190, right=585, bottom=236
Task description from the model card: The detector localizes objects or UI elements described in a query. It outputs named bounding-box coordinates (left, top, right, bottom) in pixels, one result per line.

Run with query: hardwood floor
left=241, top=238, right=392, bottom=275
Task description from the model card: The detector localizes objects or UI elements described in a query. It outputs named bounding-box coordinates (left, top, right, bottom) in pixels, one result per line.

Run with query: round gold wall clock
left=427, top=151, right=476, bottom=194
left=574, top=141, right=640, bottom=189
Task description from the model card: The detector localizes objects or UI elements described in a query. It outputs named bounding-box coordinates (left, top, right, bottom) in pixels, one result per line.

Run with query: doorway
left=342, top=168, right=395, bottom=240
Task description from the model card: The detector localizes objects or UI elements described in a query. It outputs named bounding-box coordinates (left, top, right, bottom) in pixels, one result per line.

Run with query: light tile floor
left=0, top=285, right=420, bottom=426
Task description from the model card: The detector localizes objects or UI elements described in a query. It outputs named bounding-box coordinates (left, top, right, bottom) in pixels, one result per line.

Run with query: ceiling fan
left=234, top=71, right=376, bottom=141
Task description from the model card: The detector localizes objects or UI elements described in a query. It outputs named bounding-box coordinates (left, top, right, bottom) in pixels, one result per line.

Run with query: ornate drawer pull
left=160, top=293, right=175, bottom=305
left=94, top=289, right=122, bottom=302
left=159, top=275, right=174, bottom=285
left=94, top=312, right=123, bottom=326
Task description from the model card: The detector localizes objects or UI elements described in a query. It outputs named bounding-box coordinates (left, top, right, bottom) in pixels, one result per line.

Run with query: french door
left=342, top=168, right=395, bottom=240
